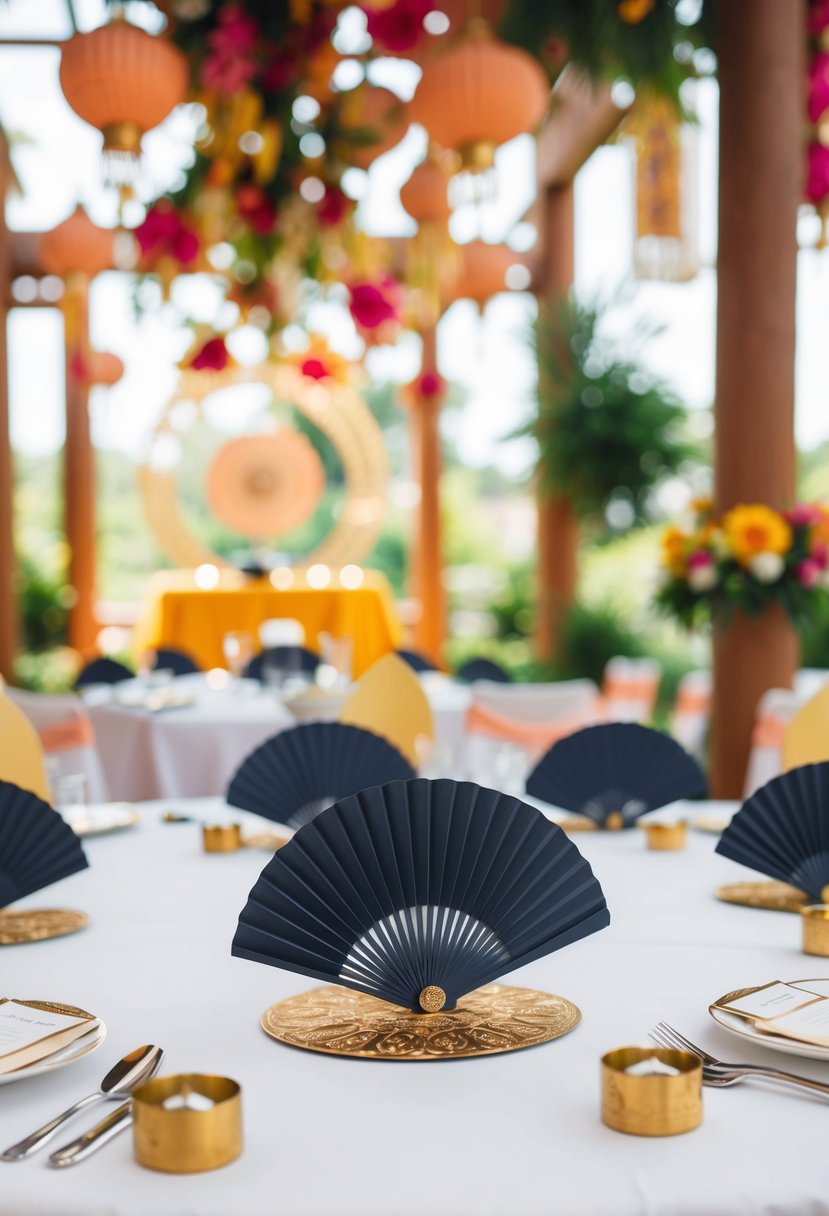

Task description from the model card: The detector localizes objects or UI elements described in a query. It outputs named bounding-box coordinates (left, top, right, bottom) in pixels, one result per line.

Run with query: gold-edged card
left=0, top=998, right=98, bottom=1075
left=261, top=983, right=581, bottom=1061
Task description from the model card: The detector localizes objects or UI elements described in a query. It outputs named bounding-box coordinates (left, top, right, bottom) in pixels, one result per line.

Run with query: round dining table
left=1, top=796, right=827, bottom=1216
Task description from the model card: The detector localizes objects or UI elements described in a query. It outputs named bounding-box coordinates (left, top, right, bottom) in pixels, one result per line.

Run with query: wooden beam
left=710, top=0, right=803, bottom=797
left=0, top=132, right=18, bottom=681
left=536, top=68, right=629, bottom=190
left=63, top=280, right=98, bottom=656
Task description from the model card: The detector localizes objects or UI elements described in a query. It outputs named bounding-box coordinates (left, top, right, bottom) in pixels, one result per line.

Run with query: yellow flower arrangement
left=721, top=504, right=792, bottom=567
left=660, top=525, right=688, bottom=576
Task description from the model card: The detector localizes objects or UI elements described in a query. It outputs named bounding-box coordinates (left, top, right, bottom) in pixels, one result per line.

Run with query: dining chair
left=670, top=669, right=711, bottom=760
left=742, top=687, right=803, bottom=797
left=601, top=656, right=661, bottom=723
left=5, top=688, right=109, bottom=802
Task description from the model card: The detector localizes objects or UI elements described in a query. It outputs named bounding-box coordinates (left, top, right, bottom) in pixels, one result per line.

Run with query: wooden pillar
left=64, top=280, right=98, bottom=656
left=711, top=0, right=803, bottom=796
left=0, top=135, right=17, bottom=682
left=410, top=324, right=446, bottom=664
left=535, top=180, right=578, bottom=661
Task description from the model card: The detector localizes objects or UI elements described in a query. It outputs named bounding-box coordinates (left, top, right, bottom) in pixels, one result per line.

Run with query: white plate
left=0, top=1022, right=107, bottom=1085
left=709, top=978, right=829, bottom=1061
left=60, top=804, right=140, bottom=838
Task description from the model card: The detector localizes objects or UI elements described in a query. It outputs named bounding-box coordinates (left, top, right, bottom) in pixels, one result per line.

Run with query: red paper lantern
left=59, top=20, right=187, bottom=166
left=408, top=21, right=549, bottom=173
left=39, top=206, right=116, bottom=279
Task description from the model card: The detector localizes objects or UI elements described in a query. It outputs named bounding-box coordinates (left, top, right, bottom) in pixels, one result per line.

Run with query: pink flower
left=687, top=549, right=714, bottom=570
left=809, top=53, right=829, bottom=123
left=190, top=336, right=229, bottom=371
left=797, top=558, right=822, bottom=588
left=785, top=502, right=823, bottom=528
left=316, top=184, right=351, bottom=228
left=135, top=204, right=199, bottom=266
left=348, top=277, right=402, bottom=331
left=202, top=3, right=260, bottom=94
left=261, top=49, right=300, bottom=91
left=805, top=142, right=829, bottom=203
left=236, top=184, right=277, bottom=235
left=812, top=540, right=829, bottom=569
left=417, top=370, right=444, bottom=398
left=809, top=0, right=829, bottom=35
left=363, top=0, right=434, bottom=54
left=300, top=357, right=329, bottom=381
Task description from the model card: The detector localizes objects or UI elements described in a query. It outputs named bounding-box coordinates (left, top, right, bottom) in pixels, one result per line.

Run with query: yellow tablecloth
left=132, top=570, right=402, bottom=677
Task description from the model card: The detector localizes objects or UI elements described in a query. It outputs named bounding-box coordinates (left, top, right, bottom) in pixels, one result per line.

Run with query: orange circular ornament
left=206, top=431, right=326, bottom=541
left=448, top=240, right=520, bottom=306
left=400, top=157, right=451, bottom=224
left=59, top=21, right=188, bottom=157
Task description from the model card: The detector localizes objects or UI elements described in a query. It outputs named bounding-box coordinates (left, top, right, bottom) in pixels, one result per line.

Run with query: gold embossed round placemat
left=715, top=881, right=808, bottom=913
left=261, top=983, right=581, bottom=1060
left=0, top=909, right=90, bottom=946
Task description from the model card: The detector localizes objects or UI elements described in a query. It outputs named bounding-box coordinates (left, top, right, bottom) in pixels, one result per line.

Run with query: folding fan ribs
left=227, top=722, right=416, bottom=830
left=0, top=780, right=90, bottom=945
left=716, top=762, right=829, bottom=900
left=526, top=723, right=707, bottom=829
left=232, top=778, right=609, bottom=1015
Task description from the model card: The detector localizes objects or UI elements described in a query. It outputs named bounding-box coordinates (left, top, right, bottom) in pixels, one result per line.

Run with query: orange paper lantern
left=340, top=84, right=408, bottom=170
left=39, top=206, right=116, bottom=279
left=206, top=431, right=326, bottom=541
left=448, top=240, right=520, bottom=306
left=59, top=20, right=187, bottom=161
left=89, top=351, right=124, bottom=386
left=408, top=21, right=549, bottom=173
left=400, top=156, right=451, bottom=224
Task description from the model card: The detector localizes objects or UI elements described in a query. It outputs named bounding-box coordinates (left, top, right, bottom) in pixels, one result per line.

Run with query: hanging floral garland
left=806, top=0, right=829, bottom=244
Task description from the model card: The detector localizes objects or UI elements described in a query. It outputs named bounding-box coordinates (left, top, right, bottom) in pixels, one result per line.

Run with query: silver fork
left=650, top=1021, right=829, bottom=1098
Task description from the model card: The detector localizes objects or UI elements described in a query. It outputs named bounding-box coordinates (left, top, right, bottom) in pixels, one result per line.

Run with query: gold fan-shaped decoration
left=206, top=431, right=325, bottom=540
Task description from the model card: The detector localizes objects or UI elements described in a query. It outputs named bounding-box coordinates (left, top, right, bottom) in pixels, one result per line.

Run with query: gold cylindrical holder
left=641, top=821, right=688, bottom=851
left=202, top=823, right=242, bottom=853
left=601, top=1047, right=702, bottom=1136
left=132, top=1074, right=242, bottom=1173
left=802, top=904, right=829, bottom=956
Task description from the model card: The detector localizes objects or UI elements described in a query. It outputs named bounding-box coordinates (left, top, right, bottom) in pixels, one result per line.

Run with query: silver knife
left=48, top=1102, right=133, bottom=1168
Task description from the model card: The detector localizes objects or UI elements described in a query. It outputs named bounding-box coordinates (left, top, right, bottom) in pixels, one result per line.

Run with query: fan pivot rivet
left=419, top=986, right=446, bottom=1012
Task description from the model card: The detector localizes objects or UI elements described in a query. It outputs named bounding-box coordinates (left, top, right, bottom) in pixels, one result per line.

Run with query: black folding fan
left=526, top=722, right=707, bottom=828
left=226, top=722, right=416, bottom=829
left=232, top=778, right=610, bottom=1013
left=0, top=781, right=89, bottom=908
left=456, top=658, right=512, bottom=684
left=74, top=657, right=133, bottom=688
left=716, top=762, right=829, bottom=899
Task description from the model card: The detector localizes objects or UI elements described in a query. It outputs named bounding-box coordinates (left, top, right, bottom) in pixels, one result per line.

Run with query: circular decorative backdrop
left=139, top=363, right=389, bottom=571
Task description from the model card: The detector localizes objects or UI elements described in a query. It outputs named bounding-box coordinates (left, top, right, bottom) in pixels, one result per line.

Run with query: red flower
left=348, top=276, right=403, bottom=330
left=809, top=0, right=829, bottom=35
left=190, top=336, right=229, bottom=371
left=236, top=184, right=277, bottom=235
left=262, top=48, right=300, bottom=91
left=202, top=3, right=260, bottom=94
left=316, top=183, right=351, bottom=228
left=363, top=0, right=434, bottom=54
left=300, top=357, right=330, bottom=381
left=417, top=370, right=444, bottom=398
left=806, top=142, right=829, bottom=203
left=809, top=53, right=829, bottom=123
left=136, top=203, right=200, bottom=266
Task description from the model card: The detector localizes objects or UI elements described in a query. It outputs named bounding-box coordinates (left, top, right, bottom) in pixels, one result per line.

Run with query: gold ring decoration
left=715, top=881, right=808, bottom=913
left=260, top=983, right=581, bottom=1060
left=0, top=909, right=90, bottom=946
left=139, top=363, right=389, bottom=571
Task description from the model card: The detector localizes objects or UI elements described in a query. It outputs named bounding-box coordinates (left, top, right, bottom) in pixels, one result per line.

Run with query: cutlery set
left=1, top=1044, right=163, bottom=1168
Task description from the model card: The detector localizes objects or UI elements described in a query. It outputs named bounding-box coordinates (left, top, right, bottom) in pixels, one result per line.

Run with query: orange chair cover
left=39, top=717, right=96, bottom=754
left=464, top=702, right=597, bottom=750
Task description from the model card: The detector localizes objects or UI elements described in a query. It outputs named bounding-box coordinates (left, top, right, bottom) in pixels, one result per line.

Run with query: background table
left=2, top=799, right=827, bottom=1216
left=87, top=674, right=471, bottom=802
left=132, top=570, right=402, bottom=677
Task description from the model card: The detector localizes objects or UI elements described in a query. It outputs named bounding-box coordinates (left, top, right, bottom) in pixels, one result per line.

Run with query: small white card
left=759, top=999, right=829, bottom=1046
left=716, top=982, right=822, bottom=1022
left=0, top=1000, right=89, bottom=1060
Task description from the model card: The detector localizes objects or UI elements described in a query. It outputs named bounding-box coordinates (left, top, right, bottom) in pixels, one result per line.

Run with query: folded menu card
left=0, top=999, right=98, bottom=1075
left=713, top=982, right=829, bottom=1048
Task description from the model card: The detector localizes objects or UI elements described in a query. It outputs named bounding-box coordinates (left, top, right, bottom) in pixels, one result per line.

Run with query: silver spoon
left=0, top=1044, right=163, bottom=1162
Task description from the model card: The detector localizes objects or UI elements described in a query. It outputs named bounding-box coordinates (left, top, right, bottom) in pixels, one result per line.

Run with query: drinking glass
left=222, top=631, right=254, bottom=682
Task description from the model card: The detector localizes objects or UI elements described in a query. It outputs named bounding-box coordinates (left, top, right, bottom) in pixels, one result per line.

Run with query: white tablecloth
left=2, top=798, right=828, bottom=1216
left=87, top=675, right=472, bottom=802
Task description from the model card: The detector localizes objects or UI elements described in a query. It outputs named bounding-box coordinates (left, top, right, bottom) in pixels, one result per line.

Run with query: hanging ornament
left=40, top=206, right=117, bottom=374
left=447, top=240, right=521, bottom=310
left=626, top=96, right=699, bottom=282
left=338, top=83, right=409, bottom=170
left=400, top=149, right=460, bottom=325
left=408, top=19, right=549, bottom=205
left=618, top=0, right=657, bottom=24
left=59, top=18, right=188, bottom=186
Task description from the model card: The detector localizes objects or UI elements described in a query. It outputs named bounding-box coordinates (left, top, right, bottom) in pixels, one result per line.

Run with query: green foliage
left=499, top=0, right=714, bottom=102
left=519, top=296, right=698, bottom=524
left=17, top=550, right=70, bottom=653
